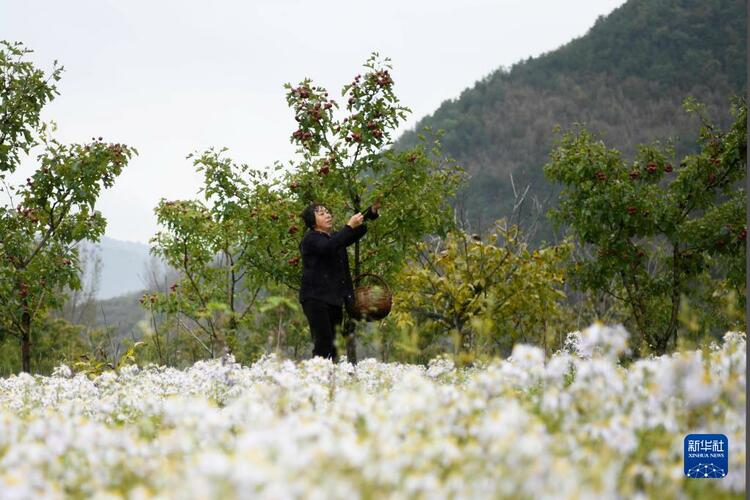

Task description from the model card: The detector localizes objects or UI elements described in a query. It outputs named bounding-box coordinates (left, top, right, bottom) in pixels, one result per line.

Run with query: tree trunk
left=347, top=194, right=362, bottom=364
left=21, top=307, right=31, bottom=373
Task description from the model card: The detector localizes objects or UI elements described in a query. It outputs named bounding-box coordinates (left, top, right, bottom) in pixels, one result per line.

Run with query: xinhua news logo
left=684, top=434, right=728, bottom=479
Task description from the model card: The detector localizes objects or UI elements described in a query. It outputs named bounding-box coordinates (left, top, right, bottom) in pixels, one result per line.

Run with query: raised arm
left=303, top=224, right=366, bottom=256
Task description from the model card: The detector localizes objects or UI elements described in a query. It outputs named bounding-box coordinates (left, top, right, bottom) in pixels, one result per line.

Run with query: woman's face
left=314, top=206, right=333, bottom=232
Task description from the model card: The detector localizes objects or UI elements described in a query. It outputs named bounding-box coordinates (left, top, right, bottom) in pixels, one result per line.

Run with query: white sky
left=1, top=0, right=627, bottom=244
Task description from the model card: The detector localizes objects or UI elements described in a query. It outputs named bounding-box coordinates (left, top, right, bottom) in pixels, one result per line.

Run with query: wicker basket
left=349, top=273, right=392, bottom=321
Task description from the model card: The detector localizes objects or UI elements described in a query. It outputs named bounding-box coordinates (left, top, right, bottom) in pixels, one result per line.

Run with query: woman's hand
left=347, top=213, right=364, bottom=228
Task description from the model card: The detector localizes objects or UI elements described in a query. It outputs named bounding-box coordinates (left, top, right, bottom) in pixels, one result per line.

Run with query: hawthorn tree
left=281, top=54, right=465, bottom=360
left=149, top=53, right=464, bottom=362
left=0, top=41, right=135, bottom=372
left=544, top=97, right=746, bottom=354
left=147, top=155, right=302, bottom=360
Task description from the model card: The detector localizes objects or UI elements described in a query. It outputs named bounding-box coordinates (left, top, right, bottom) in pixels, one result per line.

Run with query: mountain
left=80, top=237, right=153, bottom=300
left=397, top=0, right=746, bottom=245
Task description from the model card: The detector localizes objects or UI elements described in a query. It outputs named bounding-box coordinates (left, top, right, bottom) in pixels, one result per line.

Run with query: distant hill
left=397, top=0, right=746, bottom=245
left=80, top=237, right=153, bottom=300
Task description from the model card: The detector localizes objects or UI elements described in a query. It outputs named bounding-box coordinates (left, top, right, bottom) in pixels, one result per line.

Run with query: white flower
left=51, top=365, right=72, bottom=378
left=577, top=322, right=630, bottom=358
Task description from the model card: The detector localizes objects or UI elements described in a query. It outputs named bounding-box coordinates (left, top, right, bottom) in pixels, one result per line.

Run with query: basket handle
left=352, top=273, right=390, bottom=292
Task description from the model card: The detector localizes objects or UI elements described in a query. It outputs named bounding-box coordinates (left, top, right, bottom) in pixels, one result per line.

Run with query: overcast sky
left=2, top=0, right=627, bottom=244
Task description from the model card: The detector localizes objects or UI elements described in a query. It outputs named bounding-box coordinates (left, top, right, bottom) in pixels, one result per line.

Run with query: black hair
left=300, top=203, right=327, bottom=230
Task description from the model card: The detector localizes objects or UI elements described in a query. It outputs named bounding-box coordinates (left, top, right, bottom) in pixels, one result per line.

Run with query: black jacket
left=298, top=211, right=378, bottom=306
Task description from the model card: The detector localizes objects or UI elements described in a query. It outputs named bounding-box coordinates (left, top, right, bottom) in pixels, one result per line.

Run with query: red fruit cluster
left=629, top=170, right=640, bottom=180
left=664, top=163, right=673, bottom=173
left=738, top=228, right=747, bottom=240
left=288, top=225, right=299, bottom=235
left=595, top=171, right=607, bottom=181
left=270, top=214, right=279, bottom=221
left=646, top=162, right=658, bottom=173
left=366, top=121, right=383, bottom=139
left=626, top=206, right=638, bottom=215
left=287, top=256, right=300, bottom=266
left=290, top=181, right=300, bottom=190
left=293, top=86, right=310, bottom=99
left=292, top=129, right=313, bottom=141
left=19, top=282, right=29, bottom=298
left=170, top=283, right=178, bottom=292
left=308, top=104, right=323, bottom=122
left=318, top=166, right=330, bottom=176
left=373, top=70, right=392, bottom=87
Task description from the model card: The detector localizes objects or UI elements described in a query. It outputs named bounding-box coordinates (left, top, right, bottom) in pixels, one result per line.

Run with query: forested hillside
left=397, top=0, right=746, bottom=244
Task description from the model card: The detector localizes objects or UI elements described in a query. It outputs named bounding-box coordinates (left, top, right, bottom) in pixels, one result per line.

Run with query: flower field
left=0, top=325, right=745, bottom=499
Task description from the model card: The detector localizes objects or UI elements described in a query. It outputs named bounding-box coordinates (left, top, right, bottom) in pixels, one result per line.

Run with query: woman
left=298, top=201, right=380, bottom=360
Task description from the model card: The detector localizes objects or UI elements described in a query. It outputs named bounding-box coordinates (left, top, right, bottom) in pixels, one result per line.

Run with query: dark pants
left=302, top=299, right=343, bottom=360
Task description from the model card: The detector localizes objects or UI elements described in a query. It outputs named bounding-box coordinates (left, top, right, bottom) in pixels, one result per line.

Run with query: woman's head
left=301, top=203, right=333, bottom=232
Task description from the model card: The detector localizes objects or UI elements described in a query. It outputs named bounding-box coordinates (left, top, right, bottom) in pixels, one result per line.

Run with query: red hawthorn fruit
left=290, top=181, right=300, bottom=190
left=664, top=163, right=673, bottom=173
left=63, top=258, right=71, bottom=265
left=595, top=171, right=607, bottom=181
left=646, top=162, right=658, bottom=173
left=710, top=158, right=721, bottom=165
left=739, top=228, right=747, bottom=240
left=629, top=170, right=640, bottom=179
left=288, top=256, right=300, bottom=265
left=170, top=283, right=178, bottom=292
left=288, top=225, right=299, bottom=235
left=352, top=133, right=362, bottom=143
left=270, top=214, right=279, bottom=221
left=627, top=206, right=638, bottom=215
left=318, top=166, right=330, bottom=175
